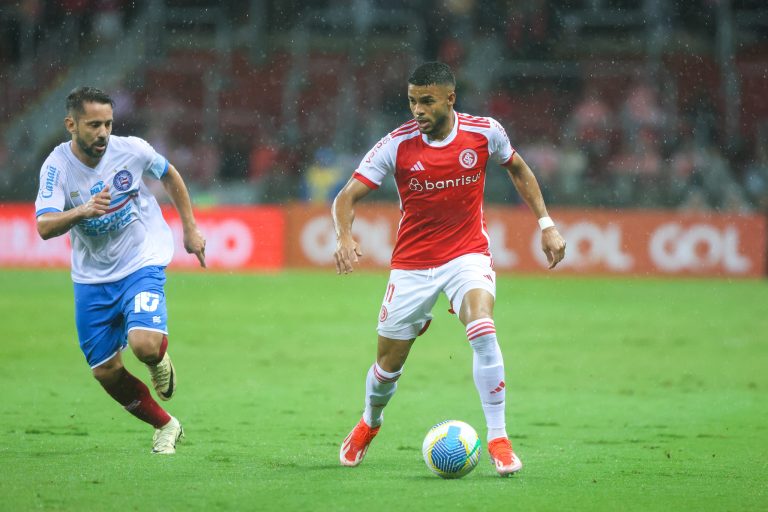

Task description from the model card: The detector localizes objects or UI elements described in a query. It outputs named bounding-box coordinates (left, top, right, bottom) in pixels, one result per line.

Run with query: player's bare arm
left=504, top=153, right=566, bottom=269
left=37, top=185, right=112, bottom=240
left=161, top=164, right=206, bottom=268
left=332, top=178, right=372, bottom=274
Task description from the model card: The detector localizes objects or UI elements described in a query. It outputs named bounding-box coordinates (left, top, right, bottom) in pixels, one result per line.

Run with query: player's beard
left=75, top=133, right=109, bottom=160
left=421, top=110, right=450, bottom=138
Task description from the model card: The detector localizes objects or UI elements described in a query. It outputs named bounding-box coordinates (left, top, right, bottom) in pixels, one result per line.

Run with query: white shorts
left=377, top=253, right=496, bottom=340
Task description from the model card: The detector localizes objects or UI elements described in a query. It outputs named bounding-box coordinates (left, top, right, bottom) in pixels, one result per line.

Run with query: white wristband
left=538, top=216, right=555, bottom=230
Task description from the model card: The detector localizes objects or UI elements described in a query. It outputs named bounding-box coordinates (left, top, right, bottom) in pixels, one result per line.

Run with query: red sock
left=101, top=368, right=171, bottom=428
left=157, top=335, right=168, bottom=361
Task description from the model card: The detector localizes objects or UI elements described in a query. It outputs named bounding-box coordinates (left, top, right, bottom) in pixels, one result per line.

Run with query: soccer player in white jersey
left=333, top=62, right=566, bottom=476
left=35, top=87, right=206, bottom=454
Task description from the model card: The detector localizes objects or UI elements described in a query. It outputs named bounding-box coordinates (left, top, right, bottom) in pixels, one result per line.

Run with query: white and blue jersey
left=35, top=136, right=174, bottom=284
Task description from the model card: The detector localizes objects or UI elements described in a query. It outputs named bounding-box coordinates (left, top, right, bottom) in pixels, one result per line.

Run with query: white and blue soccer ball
left=422, top=420, right=481, bottom=479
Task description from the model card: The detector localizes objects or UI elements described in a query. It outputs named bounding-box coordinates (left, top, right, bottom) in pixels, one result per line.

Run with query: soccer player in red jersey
left=333, top=62, right=566, bottom=476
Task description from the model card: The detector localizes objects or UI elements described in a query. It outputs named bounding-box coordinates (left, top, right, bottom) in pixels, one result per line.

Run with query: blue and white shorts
left=73, top=266, right=168, bottom=368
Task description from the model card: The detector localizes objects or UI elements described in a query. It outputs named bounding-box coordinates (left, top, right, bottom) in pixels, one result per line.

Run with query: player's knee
left=132, top=343, right=161, bottom=364
left=459, top=290, right=495, bottom=324
left=92, top=359, right=123, bottom=385
left=462, top=306, right=494, bottom=325
left=129, top=331, right=164, bottom=364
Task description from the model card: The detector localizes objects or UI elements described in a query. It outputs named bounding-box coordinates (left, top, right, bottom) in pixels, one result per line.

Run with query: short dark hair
left=66, top=86, right=113, bottom=116
left=408, top=62, right=456, bottom=87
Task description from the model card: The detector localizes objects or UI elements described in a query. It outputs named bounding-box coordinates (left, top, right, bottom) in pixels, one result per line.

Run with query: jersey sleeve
left=352, top=135, right=398, bottom=189
left=34, top=159, right=66, bottom=217
left=129, top=136, right=169, bottom=179
left=487, top=118, right=515, bottom=166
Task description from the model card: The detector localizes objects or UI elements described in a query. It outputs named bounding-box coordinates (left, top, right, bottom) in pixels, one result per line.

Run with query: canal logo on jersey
left=113, top=170, right=133, bottom=192
left=39, top=165, right=59, bottom=199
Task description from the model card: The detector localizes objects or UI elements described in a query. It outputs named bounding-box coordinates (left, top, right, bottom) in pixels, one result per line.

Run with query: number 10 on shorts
left=134, top=291, right=160, bottom=313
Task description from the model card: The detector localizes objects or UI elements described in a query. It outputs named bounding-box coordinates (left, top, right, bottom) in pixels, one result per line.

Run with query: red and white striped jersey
left=353, top=111, right=515, bottom=270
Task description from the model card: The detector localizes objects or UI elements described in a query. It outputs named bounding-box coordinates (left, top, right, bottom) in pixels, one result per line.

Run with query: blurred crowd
left=0, top=0, right=139, bottom=65
left=490, top=77, right=767, bottom=214
left=1, top=0, right=767, bottom=213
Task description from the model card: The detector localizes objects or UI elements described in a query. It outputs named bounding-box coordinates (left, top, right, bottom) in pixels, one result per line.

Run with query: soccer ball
left=422, top=420, right=481, bottom=479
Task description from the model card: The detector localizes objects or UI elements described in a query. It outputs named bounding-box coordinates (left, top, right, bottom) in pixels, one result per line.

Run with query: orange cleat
left=487, top=437, right=523, bottom=476
left=339, top=418, right=380, bottom=467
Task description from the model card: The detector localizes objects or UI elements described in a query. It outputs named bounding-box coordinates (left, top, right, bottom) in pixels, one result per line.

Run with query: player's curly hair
left=66, top=87, right=114, bottom=117
left=408, top=62, right=456, bottom=88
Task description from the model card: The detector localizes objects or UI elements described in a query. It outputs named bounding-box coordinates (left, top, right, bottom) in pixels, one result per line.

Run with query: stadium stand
left=0, top=0, right=766, bottom=212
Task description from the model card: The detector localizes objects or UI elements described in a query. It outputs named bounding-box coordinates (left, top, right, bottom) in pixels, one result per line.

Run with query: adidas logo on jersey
left=410, top=161, right=425, bottom=172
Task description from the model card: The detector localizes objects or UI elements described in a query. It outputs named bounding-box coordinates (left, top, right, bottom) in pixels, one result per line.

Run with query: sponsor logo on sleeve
left=493, top=119, right=512, bottom=147
left=39, top=165, right=59, bottom=198
left=364, top=136, right=391, bottom=164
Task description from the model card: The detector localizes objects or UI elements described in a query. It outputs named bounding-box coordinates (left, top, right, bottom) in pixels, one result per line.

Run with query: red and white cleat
left=339, top=418, right=380, bottom=467
left=487, top=437, right=523, bottom=476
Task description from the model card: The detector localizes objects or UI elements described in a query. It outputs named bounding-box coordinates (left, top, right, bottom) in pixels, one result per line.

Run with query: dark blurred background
left=1, top=0, right=767, bottom=213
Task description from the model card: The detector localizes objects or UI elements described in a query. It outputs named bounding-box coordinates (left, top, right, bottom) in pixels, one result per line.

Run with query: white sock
left=363, top=362, right=401, bottom=428
left=466, top=318, right=508, bottom=442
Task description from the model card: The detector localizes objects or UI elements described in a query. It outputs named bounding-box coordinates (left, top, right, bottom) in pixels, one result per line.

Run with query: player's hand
left=334, top=236, right=362, bottom=275
left=81, top=185, right=112, bottom=218
left=541, top=227, right=566, bottom=269
left=184, top=226, right=207, bottom=268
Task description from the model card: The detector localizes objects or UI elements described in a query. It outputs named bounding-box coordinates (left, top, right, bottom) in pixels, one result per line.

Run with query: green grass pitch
left=0, top=269, right=766, bottom=511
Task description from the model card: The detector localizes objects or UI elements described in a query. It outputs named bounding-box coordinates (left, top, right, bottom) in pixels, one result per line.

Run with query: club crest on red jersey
left=459, top=149, right=478, bottom=169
